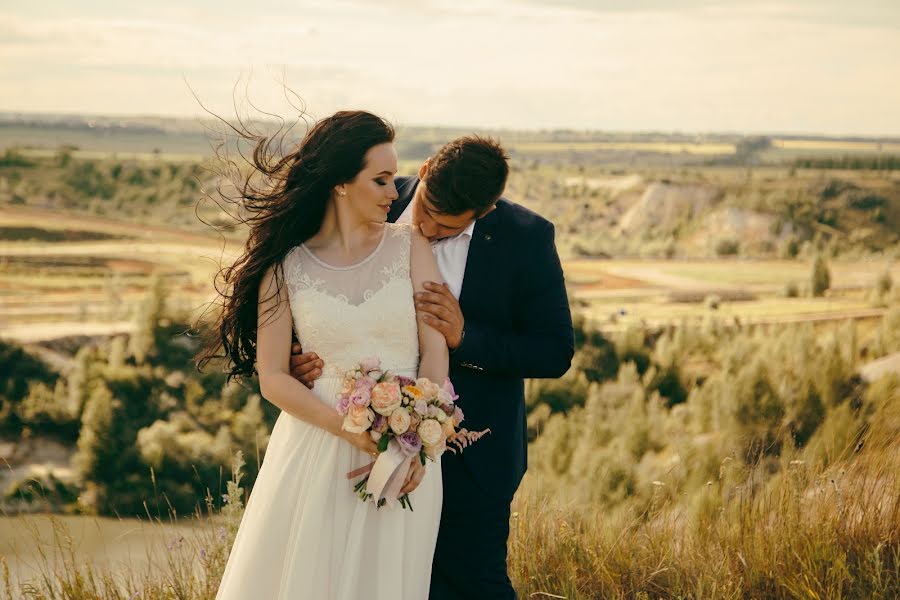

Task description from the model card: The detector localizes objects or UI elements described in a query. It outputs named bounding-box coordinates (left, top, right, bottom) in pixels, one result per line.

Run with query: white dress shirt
left=396, top=202, right=474, bottom=300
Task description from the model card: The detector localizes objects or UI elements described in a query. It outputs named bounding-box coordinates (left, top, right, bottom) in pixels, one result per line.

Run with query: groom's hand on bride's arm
left=415, top=282, right=464, bottom=350
left=289, top=343, right=324, bottom=389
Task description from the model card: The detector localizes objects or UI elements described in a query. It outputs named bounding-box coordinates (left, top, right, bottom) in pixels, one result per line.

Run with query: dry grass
left=510, top=418, right=900, bottom=599
left=3, top=417, right=898, bottom=600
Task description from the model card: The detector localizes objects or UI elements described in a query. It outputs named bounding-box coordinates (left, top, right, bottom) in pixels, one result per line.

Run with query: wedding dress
left=216, top=223, right=442, bottom=600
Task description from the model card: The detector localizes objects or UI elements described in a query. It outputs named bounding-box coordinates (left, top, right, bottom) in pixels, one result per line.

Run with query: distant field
left=0, top=207, right=236, bottom=339
left=565, top=258, right=898, bottom=330
left=772, top=138, right=900, bottom=154
left=18, top=147, right=208, bottom=163
left=509, top=141, right=736, bottom=155
left=1, top=204, right=895, bottom=342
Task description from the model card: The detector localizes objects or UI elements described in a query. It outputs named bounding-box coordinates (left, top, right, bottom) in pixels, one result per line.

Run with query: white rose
left=389, top=408, right=411, bottom=435
left=418, top=419, right=444, bottom=447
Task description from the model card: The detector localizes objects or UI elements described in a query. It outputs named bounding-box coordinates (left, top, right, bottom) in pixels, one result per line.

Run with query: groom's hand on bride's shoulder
left=289, top=343, right=324, bottom=389
left=415, top=282, right=464, bottom=350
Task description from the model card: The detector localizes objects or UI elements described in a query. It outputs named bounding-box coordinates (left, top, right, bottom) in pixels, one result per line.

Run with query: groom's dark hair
left=424, top=135, right=509, bottom=216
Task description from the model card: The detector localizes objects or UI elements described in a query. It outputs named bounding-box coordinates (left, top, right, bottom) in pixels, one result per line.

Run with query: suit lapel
left=458, top=212, right=498, bottom=313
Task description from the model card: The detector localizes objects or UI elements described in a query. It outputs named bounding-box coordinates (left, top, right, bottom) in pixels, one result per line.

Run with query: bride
left=201, top=110, right=448, bottom=599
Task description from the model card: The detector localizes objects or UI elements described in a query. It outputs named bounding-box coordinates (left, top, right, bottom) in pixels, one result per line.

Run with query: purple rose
left=372, top=413, right=388, bottom=433
left=397, top=431, right=422, bottom=457
left=396, top=376, right=416, bottom=388
left=336, top=396, right=351, bottom=415
left=350, top=390, right=370, bottom=407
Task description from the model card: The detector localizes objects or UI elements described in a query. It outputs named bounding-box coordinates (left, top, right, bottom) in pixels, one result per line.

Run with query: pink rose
left=414, top=400, right=428, bottom=416
left=350, top=390, right=370, bottom=407
left=389, top=408, right=411, bottom=435
left=355, top=377, right=376, bottom=391
left=418, top=419, right=444, bottom=447
left=453, top=406, right=464, bottom=426
left=343, top=404, right=375, bottom=434
left=442, top=378, right=459, bottom=401
left=371, top=382, right=402, bottom=416
left=336, top=396, right=351, bottom=415
left=360, top=356, right=381, bottom=372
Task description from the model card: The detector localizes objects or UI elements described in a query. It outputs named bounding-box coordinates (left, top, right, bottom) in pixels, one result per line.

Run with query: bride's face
left=339, top=142, right=399, bottom=223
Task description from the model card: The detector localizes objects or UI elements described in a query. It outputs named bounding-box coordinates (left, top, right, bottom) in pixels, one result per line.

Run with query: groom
left=291, top=136, right=574, bottom=599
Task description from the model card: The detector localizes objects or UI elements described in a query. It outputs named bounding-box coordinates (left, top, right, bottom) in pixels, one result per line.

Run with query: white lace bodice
left=282, top=223, right=419, bottom=379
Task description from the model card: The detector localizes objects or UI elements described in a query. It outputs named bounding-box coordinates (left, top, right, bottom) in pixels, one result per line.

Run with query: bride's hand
left=400, top=456, right=425, bottom=495
left=340, top=429, right=379, bottom=457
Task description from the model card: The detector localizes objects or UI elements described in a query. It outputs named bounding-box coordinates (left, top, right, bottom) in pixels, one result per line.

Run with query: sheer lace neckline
left=300, top=226, right=388, bottom=271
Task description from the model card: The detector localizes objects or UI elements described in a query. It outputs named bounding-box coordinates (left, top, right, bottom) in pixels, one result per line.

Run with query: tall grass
left=4, top=421, right=898, bottom=599
left=510, top=401, right=900, bottom=599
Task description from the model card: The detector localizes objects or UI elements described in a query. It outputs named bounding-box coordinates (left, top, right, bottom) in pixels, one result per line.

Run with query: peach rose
left=418, top=418, right=444, bottom=447
left=343, top=404, right=375, bottom=434
left=389, top=408, right=411, bottom=435
left=402, top=385, right=424, bottom=403
left=416, top=377, right=440, bottom=400
left=441, top=418, right=455, bottom=439
left=371, top=382, right=402, bottom=416
left=425, top=439, right=446, bottom=460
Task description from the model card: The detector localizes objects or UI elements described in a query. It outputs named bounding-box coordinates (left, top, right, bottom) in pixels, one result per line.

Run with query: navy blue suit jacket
left=389, top=176, right=574, bottom=502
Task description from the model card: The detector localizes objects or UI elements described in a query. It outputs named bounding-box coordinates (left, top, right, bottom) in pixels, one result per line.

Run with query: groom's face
left=411, top=184, right=477, bottom=242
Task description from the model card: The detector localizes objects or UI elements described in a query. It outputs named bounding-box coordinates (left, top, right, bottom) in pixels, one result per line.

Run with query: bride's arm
left=410, top=229, right=449, bottom=385
left=256, top=265, right=376, bottom=454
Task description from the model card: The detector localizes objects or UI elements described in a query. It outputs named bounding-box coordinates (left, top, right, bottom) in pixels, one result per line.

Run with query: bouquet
left=337, top=357, right=487, bottom=510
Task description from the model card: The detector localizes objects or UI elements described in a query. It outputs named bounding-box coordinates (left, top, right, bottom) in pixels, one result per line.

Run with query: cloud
left=0, top=1, right=898, bottom=134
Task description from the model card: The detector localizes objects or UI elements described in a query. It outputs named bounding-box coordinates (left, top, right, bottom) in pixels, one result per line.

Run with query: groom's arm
left=420, top=221, right=574, bottom=379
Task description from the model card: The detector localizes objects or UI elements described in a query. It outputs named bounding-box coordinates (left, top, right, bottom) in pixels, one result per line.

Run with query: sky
left=2, top=0, right=899, bottom=135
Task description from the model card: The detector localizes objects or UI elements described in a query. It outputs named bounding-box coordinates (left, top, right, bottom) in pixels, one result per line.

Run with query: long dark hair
left=196, top=110, right=395, bottom=381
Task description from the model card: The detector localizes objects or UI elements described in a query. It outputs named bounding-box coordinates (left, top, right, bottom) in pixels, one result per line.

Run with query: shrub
left=811, top=255, right=831, bottom=297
